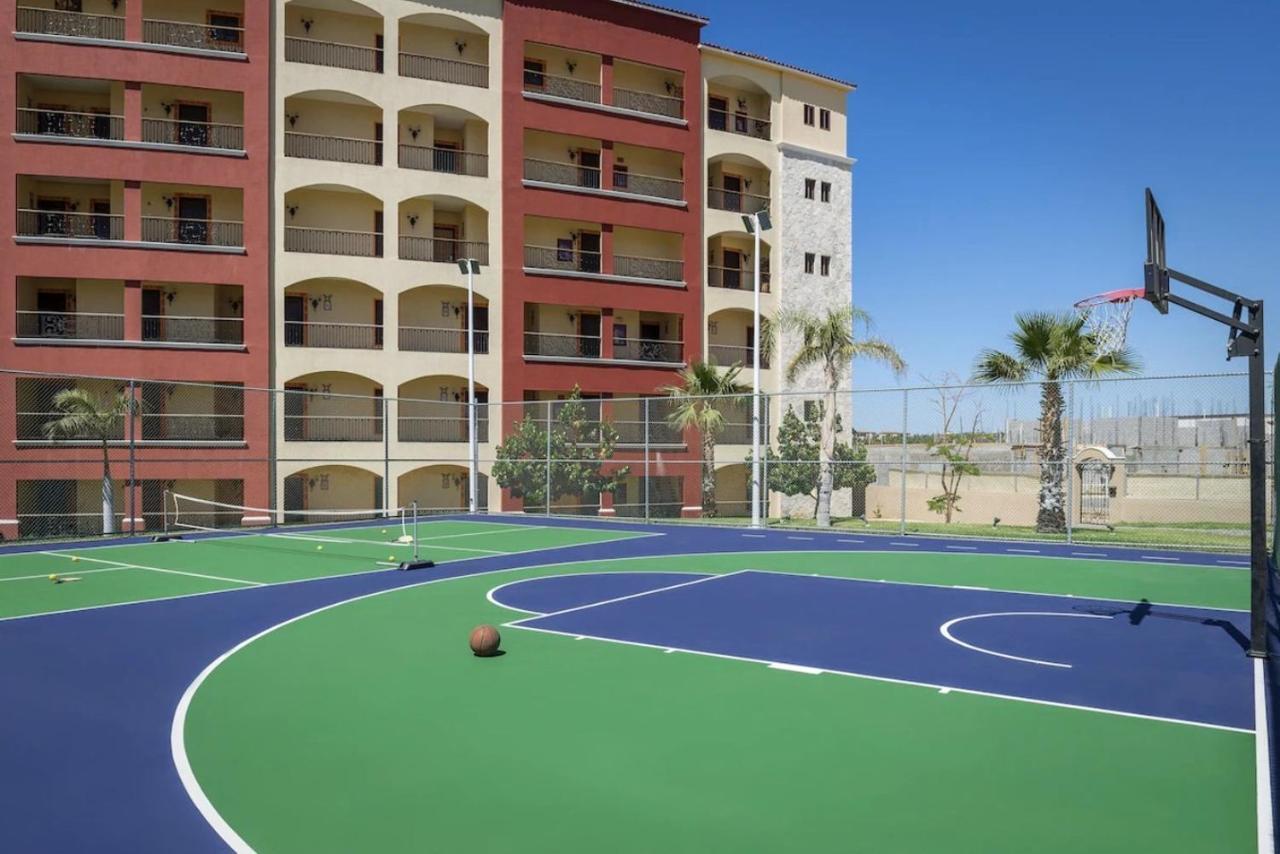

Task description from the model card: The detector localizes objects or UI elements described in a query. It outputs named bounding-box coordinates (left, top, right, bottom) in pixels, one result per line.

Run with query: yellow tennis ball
left=71, top=556, right=80, bottom=562
left=316, top=545, right=324, bottom=551
left=49, top=574, right=58, bottom=581
left=388, top=554, right=395, bottom=561
left=381, top=529, right=387, bottom=534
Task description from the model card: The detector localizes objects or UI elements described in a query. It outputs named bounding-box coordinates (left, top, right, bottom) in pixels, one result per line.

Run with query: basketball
left=469, top=624, right=501, bottom=657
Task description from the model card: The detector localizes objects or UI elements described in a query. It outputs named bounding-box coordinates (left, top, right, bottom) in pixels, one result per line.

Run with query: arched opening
left=398, top=104, right=488, bottom=175
left=705, top=75, right=772, bottom=140
left=398, top=13, right=490, bottom=88
left=284, top=184, right=383, bottom=257
left=398, top=284, right=489, bottom=354
left=284, top=90, right=383, bottom=166
left=397, top=194, right=488, bottom=265
left=281, top=371, right=383, bottom=442
left=707, top=231, right=772, bottom=293
left=707, top=153, right=771, bottom=214
left=398, top=464, right=488, bottom=514
left=397, top=375, right=488, bottom=444
left=281, top=463, right=383, bottom=520
left=283, top=278, right=384, bottom=349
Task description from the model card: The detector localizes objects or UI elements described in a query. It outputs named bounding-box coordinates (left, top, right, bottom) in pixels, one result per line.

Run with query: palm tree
left=42, top=387, right=140, bottom=535
left=662, top=361, right=749, bottom=517
left=779, top=305, right=906, bottom=528
left=974, top=311, right=1140, bottom=533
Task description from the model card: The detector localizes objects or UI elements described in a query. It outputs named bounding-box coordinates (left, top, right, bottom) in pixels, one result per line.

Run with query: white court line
left=41, top=552, right=265, bottom=587
left=416, top=525, right=549, bottom=543
left=485, top=570, right=711, bottom=616
left=509, top=571, right=746, bottom=623
left=1071, top=552, right=1108, bottom=558
left=938, top=612, right=1112, bottom=669
left=742, top=534, right=767, bottom=538
left=508, top=621, right=1252, bottom=734
left=890, top=542, right=918, bottom=547
left=265, top=532, right=406, bottom=546
left=787, top=536, right=815, bottom=541
left=769, top=662, right=823, bottom=675
left=421, top=543, right=505, bottom=555
left=837, top=539, right=865, bottom=544
left=1006, top=548, right=1040, bottom=554
left=946, top=545, right=978, bottom=551
left=0, top=564, right=133, bottom=583
left=953, top=585, right=989, bottom=591
left=1255, top=658, right=1275, bottom=854
left=1141, top=555, right=1182, bottom=562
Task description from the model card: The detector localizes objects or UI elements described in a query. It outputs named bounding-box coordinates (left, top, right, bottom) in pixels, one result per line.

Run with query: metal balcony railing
left=707, top=108, right=771, bottom=140
left=398, top=52, right=488, bottom=88
left=708, top=343, right=768, bottom=369
left=614, top=253, right=683, bottom=282
left=398, top=416, right=488, bottom=443
left=613, top=87, right=683, bottom=119
left=283, top=415, right=382, bottom=442
left=399, top=145, right=487, bottom=176
left=708, top=265, right=770, bottom=292
left=143, top=18, right=244, bottom=53
left=612, top=171, right=683, bottom=201
left=16, top=209, right=124, bottom=241
left=285, top=132, right=381, bottom=165
left=398, top=236, right=488, bottom=264
left=718, top=422, right=754, bottom=445
left=15, top=6, right=124, bottom=41
left=140, top=413, right=244, bottom=441
left=524, top=331, right=601, bottom=360
left=398, top=326, right=489, bottom=353
left=285, top=37, right=383, bottom=72
left=141, top=217, right=244, bottom=248
left=143, top=118, right=244, bottom=151
left=523, top=69, right=601, bottom=104
left=285, top=227, right=382, bottom=257
left=16, top=108, right=123, bottom=141
left=523, top=244, right=602, bottom=274
left=615, top=420, right=685, bottom=446
left=283, top=321, right=383, bottom=350
left=613, top=337, right=684, bottom=364
left=524, top=158, right=601, bottom=189
left=707, top=186, right=770, bottom=214
left=15, top=311, right=124, bottom=341
left=141, top=315, right=244, bottom=345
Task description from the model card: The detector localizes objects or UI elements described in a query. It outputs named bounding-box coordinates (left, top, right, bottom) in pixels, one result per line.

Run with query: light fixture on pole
left=742, top=210, right=772, bottom=529
left=457, top=258, right=482, bottom=514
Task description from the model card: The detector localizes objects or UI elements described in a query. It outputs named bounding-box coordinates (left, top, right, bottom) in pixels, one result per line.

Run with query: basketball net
left=1074, top=287, right=1144, bottom=355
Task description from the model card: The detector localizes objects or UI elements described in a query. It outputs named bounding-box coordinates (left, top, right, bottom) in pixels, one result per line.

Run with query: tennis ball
left=71, top=556, right=80, bottom=563
left=48, top=574, right=58, bottom=581
left=381, top=529, right=387, bottom=534
left=388, top=555, right=395, bottom=561
left=316, top=545, right=324, bottom=551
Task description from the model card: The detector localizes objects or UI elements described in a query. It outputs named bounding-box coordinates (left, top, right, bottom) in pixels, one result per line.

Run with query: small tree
left=924, top=375, right=984, bottom=524
left=492, top=388, right=629, bottom=512
left=762, top=404, right=875, bottom=519
left=662, top=362, right=749, bottom=517
left=42, top=387, right=140, bottom=535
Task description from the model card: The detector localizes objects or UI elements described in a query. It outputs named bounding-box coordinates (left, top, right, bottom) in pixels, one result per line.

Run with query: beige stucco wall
left=613, top=58, right=682, bottom=97
left=16, top=278, right=124, bottom=314
left=18, top=177, right=121, bottom=214
left=398, top=465, right=470, bottom=511
left=523, top=42, right=602, bottom=88
left=283, top=465, right=381, bottom=513
left=142, top=84, right=244, bottom=126
left=613, top=225, right=681, bottom=260
left=140, top=183, right=242, bottom=222
left=154, top=0, right=243, bottom=27
left=18, top=77, right=120, bottom=115
left=284, top=94, right=382, bottom=142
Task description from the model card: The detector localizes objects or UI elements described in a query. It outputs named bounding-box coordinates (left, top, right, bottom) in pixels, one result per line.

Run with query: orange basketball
left=469, top=624, right=501, bottom=657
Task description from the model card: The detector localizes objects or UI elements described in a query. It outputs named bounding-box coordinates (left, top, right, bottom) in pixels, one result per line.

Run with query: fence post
left=761, top=392, right=769, bottom=523
left=899, top=389, right=909, bottom=536
left=128, top=379, right=136, bottom=535
left=382, top=396, right=390, bottom=513
left=545, top=400, right=552, bottom=517
left=1065, top=381, right=1076, bottom=544
left=643, top=397, right=651, bottom=523
left=268, top=388, right=277, bottom=520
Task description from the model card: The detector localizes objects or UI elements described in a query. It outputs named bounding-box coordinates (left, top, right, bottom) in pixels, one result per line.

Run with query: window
left=804, top=178, right=816, bottom=200
left=523, top=58, right=546, bottom=89
left=207, top=11, right=242, bottom=46
left=820, top=182, right=831, bottom=203
left=820, top=255, right=831, bottom=276
left=819, top=108, right=831, bottom=130
left=804, top=252, right=815, bottom=274
left=613, top=164, right=630, bottom=189
left=803, top=104, right=815, bottom=126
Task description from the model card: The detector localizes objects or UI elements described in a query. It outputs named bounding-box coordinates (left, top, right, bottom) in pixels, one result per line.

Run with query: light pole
left=742, top=210, right=772, bottom=528
left=457, top=258, right=481, bottom=514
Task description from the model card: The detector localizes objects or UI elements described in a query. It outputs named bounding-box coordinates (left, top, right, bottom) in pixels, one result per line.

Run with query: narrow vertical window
left=820, top=255, right=831, bottom=276
left=804, top=253, right=815, bottom=274
left=803, top=104, right=815, bottom=126
left=819, top=108, right=831, bottom=130
left=820, top=182, right=831, bottom=203
left=804, top=178, right=816, bottom=200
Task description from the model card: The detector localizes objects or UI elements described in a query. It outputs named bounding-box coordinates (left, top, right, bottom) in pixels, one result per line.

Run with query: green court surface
left=0, top=521, right=649, bottom=620
left=181, top=551, right=1255, bottom=854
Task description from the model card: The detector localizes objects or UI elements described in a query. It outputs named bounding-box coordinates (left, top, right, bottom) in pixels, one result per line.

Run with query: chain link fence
left=0, top=368, right=1272, bottom=553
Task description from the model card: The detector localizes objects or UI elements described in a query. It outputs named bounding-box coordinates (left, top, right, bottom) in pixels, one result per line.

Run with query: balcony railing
left=398, top=236, right=488, bottom=265
left=523, top=69, right=601, bottom=105
left=399, top=145, right=487, bottom=176
left=285, top=227, right=382, bottom=257
left=709, top=343, right=768, bottom=369
left=398, top=326, right=489, bottom=353
left=707, top=186, right=770, bottom=215
left=285, top=132, right=381, bottom=165
left=142, top=315, right=244, bottom=345
left=613, top=337, right=684, bottom=364
left=143, top=118, right=244, bottom=151
left=15, top=6, right=124, bottom=41
left=398, top=416, right=488, bottom=443
left=523, top=244, right=601, bottom=275
left=615, top=253, right=683, bottom=282
left=524, top=331, right=601, bottom=360
left=142, top=18, right=244, bottom=53
left=16, top=108, right=123, bottom=141
left=719, top=422, right=754, bottom=445
left=398, top=52, right=488, bottom=88
left=613, top=171, right=683, bottom=201
left=524, top=158, right=601, bottom=189
left=707, top=108, right=771, bottom=140
left=615, top=420, right=684, bottom=446
left=284, top=415, right=382, bottom=442
left=141, top=217, right=244, bottom=248
left=613, top=87, right=683, bottom=119
left=283, top=321, right=382, bottom=350
left=140, top=413, right=244, bottom=442
left=708, top=265, right=770, bottom=293
left=285, top=37, right=383, bottom=72
left=16, top=209, right=124, bottom=241
left=15, top=311, right=124, bottom=341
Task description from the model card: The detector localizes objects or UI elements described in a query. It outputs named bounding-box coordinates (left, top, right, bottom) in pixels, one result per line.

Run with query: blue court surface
left=497, top=569, right=1252, bottom=731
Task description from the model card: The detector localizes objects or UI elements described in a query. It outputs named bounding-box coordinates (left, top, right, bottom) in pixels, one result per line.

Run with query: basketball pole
left=743, top=211, right=772, bottom=529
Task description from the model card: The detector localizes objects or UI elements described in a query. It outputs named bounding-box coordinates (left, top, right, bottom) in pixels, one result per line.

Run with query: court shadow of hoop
left=1083, top=598, right=1249, bottom=653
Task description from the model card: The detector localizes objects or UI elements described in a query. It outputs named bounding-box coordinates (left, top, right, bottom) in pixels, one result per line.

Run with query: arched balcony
left=282, top=371, right=383, bottom=442
left=283, top=279, right=384, bottom=350
left=397, top=376, right=488, bottom=444
left=707, top=308, right=769, bottom=370
left=398, top=13, right=490, bottom=89
left=284, top=185, right=383, bottom=257
left=707, top=232, right=771, bottom=293
left=706, top=75, right=772, bottom=141
left=397, top=195, right=488, bottom=265
left=284, top=91, right=383, bottom=166
left=398, top=285, right=488, bottom=354
left=707, top=153, right=771, bottom=214
left=284, top=1, right=384, bottom=74
left=398, top=104, right=488, bottom=176
left=399, top=465, right=488, bottom=514
left=282, top=464, right=383, bottom=520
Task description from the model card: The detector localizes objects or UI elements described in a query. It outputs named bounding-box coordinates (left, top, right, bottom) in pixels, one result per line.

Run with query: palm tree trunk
left=816, top=386, right=838, bottom=528
left=100, top=440, right=116, bottom=535
left=701, top=432, right=717, bottom=517
left=1036, top=379, right=1066, bottom=533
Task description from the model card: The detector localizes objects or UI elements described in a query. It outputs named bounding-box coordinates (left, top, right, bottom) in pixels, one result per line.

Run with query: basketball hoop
left=1073, top=287, right=1145, bottom=354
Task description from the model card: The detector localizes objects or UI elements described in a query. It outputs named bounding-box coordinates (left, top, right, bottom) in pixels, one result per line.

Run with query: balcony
left=400, top=145, right=486, bottom=176
left=398, top=376, right=488, bottom=443
left=399, top=53, right=487, bottom=87
left=612, top=59, right=684, bottom=120
left=521, top=131, right=684, bottom=204
left=141, top=117, right=244, bottom=151
left=707, top=107, right=770, bottom=140
left=285, top=37, right=382, bottom=72
left=15, top=4, right=246, bottom=57
left=141, top=216, right=243, bottom=248
left=283, top=186, right=382, bottom=257
left=17, top=209, right=124, bottom=242
left=398, top=237, right=488, bottom=264
left=140, top=281, right=245, bottom=347
left=398, top=16, right=489, bottom=88
left=524, top=306, right=685, bottom=366
left=284, top=321, right=381, bottom=349
left=707, top=265, right=769, bottom=293
left=16, top=108, right=123, bottom=142
left=708, top=233, right=770, bottom=294
left=16, top=311, right=124, bottom=342
left=707, top=308, right=768, bottom=372
left=399, top=285, right=488, bottom=354
left=707, top=186, right=769, bottom=215
left=522, top=69, right=601, bottom=106
left=282, top=372, right=383, bottom=443
left=398, top=195, right=488, bottom=264
left=708, top=343, right=768, bottom=370
left=142, top=315, right=243, bottom=346
left=15, top=6, right=124, bottom=41
left=286, top=227, right=380, bottom=257
left=283, top=92, right=382, bottom=165
left=142, top=16, right=244, bottom=55
left=398, top=326, right=487, bottom=353
left=522, top=245, right=683, bottom=285
left=285, top=132, right=381, bottom=165
left=397, top=104, right=488, bottom=177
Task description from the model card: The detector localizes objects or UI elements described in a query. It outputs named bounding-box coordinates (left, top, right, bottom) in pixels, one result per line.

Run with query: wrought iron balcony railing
left=141, top=315, right=244, bottom=345
left=707, top=108, right=771, bottom=140
left=523, top=69, right=601, bottom=104
left=398, top=326, right=489, bottom=353
left=398, top=52, right=488, bottom=87
left=399, top=145, right=487, bottom=176
left=613, top=86, right=683, bottom=119
left=142, top=17, right=244, bottom=53
left=16, top=108, right=123, bottom=141
left=708, top=343, right=769, bottom=369
left=283, top=321, right=383, bottom=350
left=15, top=311, right=124, bottom=341
left=15, top=6, right=124, bottom=41
left=285, top=37, right=382, bottom=72
left=707, top=186, right=770, bottom=214
left=16, top=209, right=124, bottom=241
left=285, top=227, right=382, bottom=257
left=141, top=217, right=244, bottom=248
left=143, top=118, right=244, bottom=151
left=707, top=265, right=770, bottom=293
left=398, top=236, right=488, bottom=264
left=285, top=132, right=381, bottom=165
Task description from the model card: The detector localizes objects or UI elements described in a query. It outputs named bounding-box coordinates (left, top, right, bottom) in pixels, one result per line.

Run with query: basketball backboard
left=1144, top=188, right=1169, bottom=313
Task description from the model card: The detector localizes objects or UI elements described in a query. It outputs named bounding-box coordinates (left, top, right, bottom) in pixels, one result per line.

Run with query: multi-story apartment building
left=1, top=0, right=853, bottom=535
left=0, top=0, right=270, bottom=539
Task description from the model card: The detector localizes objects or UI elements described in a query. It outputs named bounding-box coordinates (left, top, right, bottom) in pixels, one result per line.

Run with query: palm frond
left=973, top=349, right=1029, bottom=384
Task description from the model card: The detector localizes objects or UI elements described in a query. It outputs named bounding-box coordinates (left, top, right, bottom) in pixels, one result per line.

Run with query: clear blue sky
left=698, top=0, right=1278, bottom=390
